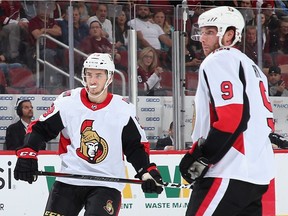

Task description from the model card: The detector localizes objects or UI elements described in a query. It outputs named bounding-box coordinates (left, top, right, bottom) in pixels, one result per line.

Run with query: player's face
left=200, top=27, right=219, bottom=56
left=85, top=69, right=108, bottom=95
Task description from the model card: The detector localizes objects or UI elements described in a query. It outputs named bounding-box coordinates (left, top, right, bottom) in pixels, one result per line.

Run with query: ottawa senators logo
left=76, top=120, right=108, bottom=164
left=103, top=200, right=114, bottom=215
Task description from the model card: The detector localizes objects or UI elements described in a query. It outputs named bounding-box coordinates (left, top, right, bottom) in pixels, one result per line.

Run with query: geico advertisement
left=0, top=154, right=191, bottom=216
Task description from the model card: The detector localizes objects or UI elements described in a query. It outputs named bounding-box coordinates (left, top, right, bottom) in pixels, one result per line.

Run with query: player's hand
left=269, top=133, right=288, bottom=149
left=135, top=163, right=163, bottom=194
left=14, top=147, right=38, bottom=184
left=179, top=138, right=209, bottom=184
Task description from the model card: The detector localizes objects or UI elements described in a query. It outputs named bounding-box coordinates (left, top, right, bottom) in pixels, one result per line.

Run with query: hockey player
left=14, top=53, right=163, bottom=216
left=179, top=6, right=275, bottom=216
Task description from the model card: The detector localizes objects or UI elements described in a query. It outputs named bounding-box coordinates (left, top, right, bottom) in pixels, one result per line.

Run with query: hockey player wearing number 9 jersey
left=13, top=53, right=163, bottom=216
left=179, top=6, right=275, bottom=216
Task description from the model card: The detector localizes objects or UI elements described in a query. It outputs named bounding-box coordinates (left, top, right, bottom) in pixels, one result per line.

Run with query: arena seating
left=185, top=72, right=198, bottom=95
left=6, top=67, right=48, bottom=94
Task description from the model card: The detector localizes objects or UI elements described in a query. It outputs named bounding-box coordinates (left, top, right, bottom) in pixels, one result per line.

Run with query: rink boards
left=0, top=151, right=286, bottom=216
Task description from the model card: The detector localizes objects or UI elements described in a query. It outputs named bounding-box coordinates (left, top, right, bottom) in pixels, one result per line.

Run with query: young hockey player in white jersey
left=14, top=53, right=163, bottom=216
left=179, top=6, right=275, bottom=216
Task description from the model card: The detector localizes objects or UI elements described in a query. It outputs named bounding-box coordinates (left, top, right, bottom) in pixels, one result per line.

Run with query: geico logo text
left=0, top=96, right=13, bottom=100
left=146, top=98, right=160, bottom=102
left=36, top=106, right=49, bottom=111
left=146, top=117, right=160, bottom=121
left=20, top=96, right=35, bottom=101
left=141, top=108, right=155, bottom=112
left=143, top=127, right=155, bottom=131
left=42, top=96, right=56, bottom=101
left=147, top=136, right=160, bottom=140
left=0, top=116, right=13, bottom=120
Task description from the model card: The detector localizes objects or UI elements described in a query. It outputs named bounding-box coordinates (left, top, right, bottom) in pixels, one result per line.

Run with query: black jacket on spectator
left=4, top=120, right=45, bottom=150
left=155, top=136, right=173, bottom=150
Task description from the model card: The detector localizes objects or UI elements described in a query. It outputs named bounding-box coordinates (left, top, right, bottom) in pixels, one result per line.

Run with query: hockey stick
left=37, top=171, right=193, bottom=189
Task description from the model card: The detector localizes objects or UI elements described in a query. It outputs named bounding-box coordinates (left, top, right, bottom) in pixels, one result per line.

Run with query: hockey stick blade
left=37, top=171, right=193, bottom=189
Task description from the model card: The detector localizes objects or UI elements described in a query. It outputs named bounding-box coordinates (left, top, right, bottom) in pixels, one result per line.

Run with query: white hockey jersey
left=192, top=47, right=275, bottom=185
left=26, top=88, right=150, bottom=191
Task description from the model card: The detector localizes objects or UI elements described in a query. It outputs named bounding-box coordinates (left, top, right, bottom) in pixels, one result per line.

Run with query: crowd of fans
left=0, top=0, right=287, bottom=96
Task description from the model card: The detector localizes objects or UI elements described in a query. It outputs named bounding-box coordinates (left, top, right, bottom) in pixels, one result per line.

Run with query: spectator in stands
left=28, top=1, right=62, bottom=87
left=52, top=1, right=64, bottom=20
left=137, top=46, right=165, bottom=96
left=270, top=18, right=288, bottom=54
left=128, top=5, right=172, bottom=51
left=267, top=65, right=288, bottom=96
left=87, top=4, right=113, bottom=42
left=241, top=25, right=258, bottom=63
left=185, top=38, right=202, bottom=72
left=239, top=0, right=255, bottom=25
left=0, top=61, right=22, bottom=78
left=76, top=1, right=90, bottom=24
left=58, top=6, right=89, bottom=47
left=156, top=121, right=174, bottom=150
left=0, top=1, right=29, bottom=63
left=153, top=10, right=174, bottom=52
left=79, top=20, right=121, bottom=64
left=259, top=12, right=270, bottom=52
left=241, top=25, right=272, bottom=69
left=4, top=99, right=45, bottom=150
left=274, top=0, right=288, bottom=19
left=0, top=36, right=23, bottom=78
left=21, top=0, right=37, bottom=21
left=115, top=10, right=130, bottom=51
left=262, top=2, right=279, bottom=33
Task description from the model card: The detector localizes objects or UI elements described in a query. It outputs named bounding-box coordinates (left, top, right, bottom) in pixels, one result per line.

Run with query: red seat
left=161, top=71, right=172, bottom=90
left=50, top=87, right=68, bottom=95
left=6, top=87, right=22, bottom=94
left=8, top=67, right=35, bottom=88
left=185, top=72, right=198, bottom=95
left=274, top=54, right=288, bottom=66
left=281, top=73, right=288, bottom=84
left=0, top=69, right=7, bottom=87
left=24, top=87, right=50, bottom=94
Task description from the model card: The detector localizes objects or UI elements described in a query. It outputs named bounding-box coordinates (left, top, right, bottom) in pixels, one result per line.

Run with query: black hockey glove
left=135, top=163, right=163, bottom=194
left=179, top=138, right=209, bottom=184
left=269, top=133, right=288, bottom=149
left=14, top=147, right=38, bottom=184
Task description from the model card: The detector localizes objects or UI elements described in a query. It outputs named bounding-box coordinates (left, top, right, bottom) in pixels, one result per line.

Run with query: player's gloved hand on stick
left=179, top=138, right=209, bottom=184
left=14, top=147, right=38, bottom=184
left=135, top=163, right=163, bottom=194
left=269, top=132, right=288, bottom=149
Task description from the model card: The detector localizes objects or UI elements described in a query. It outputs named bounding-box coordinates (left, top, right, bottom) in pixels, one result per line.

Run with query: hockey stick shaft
left=37, top=171, right=193, bottom=189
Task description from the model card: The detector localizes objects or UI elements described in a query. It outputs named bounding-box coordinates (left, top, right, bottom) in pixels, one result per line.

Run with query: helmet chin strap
left=85, top=78, right=113, bottom=100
